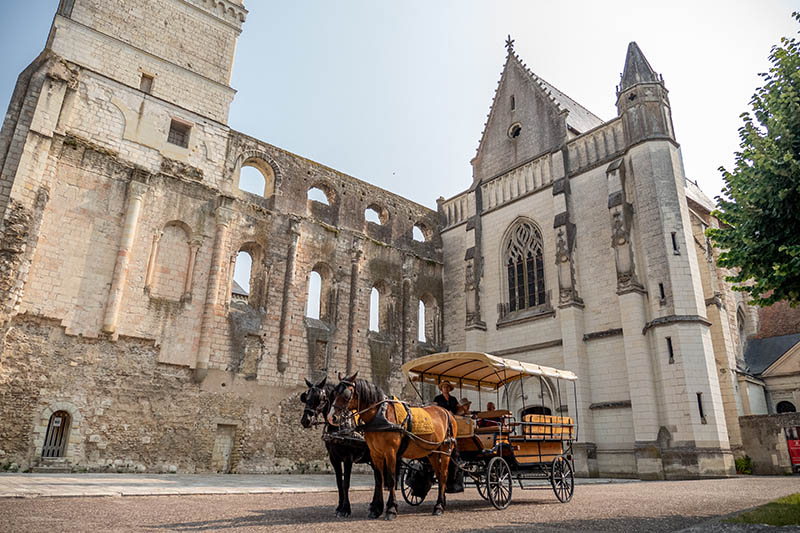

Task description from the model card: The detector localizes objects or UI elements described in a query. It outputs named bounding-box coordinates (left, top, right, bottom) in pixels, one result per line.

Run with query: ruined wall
left=0, top=0, right=443, bottom=473
left=739, top=413, right=800, bottom=475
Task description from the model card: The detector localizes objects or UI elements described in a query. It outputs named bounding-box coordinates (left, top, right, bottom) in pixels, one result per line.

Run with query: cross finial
left=505, top=34, right=515, bottom=52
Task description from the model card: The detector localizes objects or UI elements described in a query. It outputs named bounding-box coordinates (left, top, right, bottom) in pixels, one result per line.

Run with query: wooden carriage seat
left=454, top=415, right=475, bottom=438
left=521, top=414, right=575, bottom=440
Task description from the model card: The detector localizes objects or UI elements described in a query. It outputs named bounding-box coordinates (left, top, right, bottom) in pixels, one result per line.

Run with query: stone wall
left=0, top=0, right=444, bottom=473
left=740, top=413, right=800, bottom=475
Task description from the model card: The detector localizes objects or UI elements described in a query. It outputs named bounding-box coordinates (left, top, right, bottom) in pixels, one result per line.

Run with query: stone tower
left=611, top=42, right=733, bottom=477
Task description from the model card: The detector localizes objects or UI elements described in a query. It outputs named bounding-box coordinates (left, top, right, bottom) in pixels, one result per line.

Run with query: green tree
left=708, top=12, right=800, bottom=307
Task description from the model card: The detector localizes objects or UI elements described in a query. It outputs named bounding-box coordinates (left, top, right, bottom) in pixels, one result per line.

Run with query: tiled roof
left=743, top=333, right=800, bottom=375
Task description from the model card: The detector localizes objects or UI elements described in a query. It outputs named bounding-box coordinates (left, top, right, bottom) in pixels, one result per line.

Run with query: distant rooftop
left=744, top=332, right=800, bottom=375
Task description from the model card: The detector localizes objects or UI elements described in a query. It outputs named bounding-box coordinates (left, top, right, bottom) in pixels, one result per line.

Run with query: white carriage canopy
left=401, top=351, right=577, bottom=392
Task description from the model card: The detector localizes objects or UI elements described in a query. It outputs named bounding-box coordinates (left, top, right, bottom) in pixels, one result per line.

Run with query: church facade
left=0, top=0, right=773, bottom=479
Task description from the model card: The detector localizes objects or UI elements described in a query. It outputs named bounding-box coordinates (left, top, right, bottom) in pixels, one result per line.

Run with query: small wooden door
left=42, top=411, right=71, bottom=458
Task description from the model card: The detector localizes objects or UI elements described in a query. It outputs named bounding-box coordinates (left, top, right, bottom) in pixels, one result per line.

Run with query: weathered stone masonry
left=0, top=0, right=443, bottom=473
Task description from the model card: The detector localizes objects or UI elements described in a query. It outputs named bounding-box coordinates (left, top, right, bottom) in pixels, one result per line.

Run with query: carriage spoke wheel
left=550, top=456, right=574, bottom=503
left=400, top=459, right=426, bottom=506
left=485, top=457, right=512, bottom=510
left=475, top=474, right=489, bottom=501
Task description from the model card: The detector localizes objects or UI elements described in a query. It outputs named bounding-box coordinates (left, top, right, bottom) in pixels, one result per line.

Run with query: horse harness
left=337, top=380, right=456, bottom=456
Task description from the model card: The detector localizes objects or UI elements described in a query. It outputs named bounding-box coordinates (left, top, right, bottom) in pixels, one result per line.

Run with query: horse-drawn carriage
left=399, top=352, right=578, bottom=510
left=302, top=351, right=578, bottom=518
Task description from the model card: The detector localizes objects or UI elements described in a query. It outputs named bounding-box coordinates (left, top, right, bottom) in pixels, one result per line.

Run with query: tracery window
left=505, top=220, right=545, bottom=312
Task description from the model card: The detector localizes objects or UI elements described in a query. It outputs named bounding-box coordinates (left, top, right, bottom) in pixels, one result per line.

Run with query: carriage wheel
left=475, top=474, right=489, bottom=501
left=485, top=457, right=512, bottom=510
left=400, top=459, right=426, bottom=506
left=550, top=456, right=574, bottom=503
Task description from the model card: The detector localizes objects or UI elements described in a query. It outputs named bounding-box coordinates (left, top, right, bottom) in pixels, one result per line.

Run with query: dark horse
left=328, top=372, right=457, bottom=520
left=300, top=376, right=379, bottom=518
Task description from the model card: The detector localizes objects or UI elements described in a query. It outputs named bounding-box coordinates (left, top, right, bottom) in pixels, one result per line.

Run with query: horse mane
left=353, top=378, right=386, bottom=410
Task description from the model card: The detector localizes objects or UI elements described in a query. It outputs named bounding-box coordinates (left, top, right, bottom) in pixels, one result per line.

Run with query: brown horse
left=328, top=372, right=457, bottom=520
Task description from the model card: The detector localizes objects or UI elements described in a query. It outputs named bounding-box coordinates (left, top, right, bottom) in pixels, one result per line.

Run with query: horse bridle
left=303, top=386, right=329, bottom=423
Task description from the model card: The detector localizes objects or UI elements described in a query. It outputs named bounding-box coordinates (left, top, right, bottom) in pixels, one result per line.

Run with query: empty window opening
left=776, top=401, right=796, bottom=414
left=369, top=287, right=380, bottom=332
left=508, top=123, right=522, bottom=139
left=233, top=250, right=253, bottom=297
left=365, top=207, right=383, bottom=225
left=237, top=159, right=275, bottom=198
left=412, top=225, right=426, bottom=242
left=167, top=119, right=191, bottom=148
left=239, top=166, right=266, bottom=196
left=306, top=271, right=322, bottom=319
left=696, top=392, right=706, bottom=423
left=659, top=283, right=666, bottom=300
left=418, top=300, right=426, bottom=342
left=671, top=232, right=679, bottom=253
left=307, top=187, right=329, bottom=205
left=510, top=94, right=516, bottom=111
left=666, top=337, right=674, bottom=364
left=140, top=73, right=154, bottom=94
left=42, top=411, right=71, bottom=458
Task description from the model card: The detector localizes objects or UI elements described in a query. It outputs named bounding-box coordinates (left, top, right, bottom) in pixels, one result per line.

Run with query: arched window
left=237, top=159, right=275, bottom=197
left=418, top=300, right=426, bottom=341
left=233, top=250, right=252, bottom=300
left=369, top=287, right=380, bottom=332
left=42, top=411, right=71, bottom=458
left=306, top=271, right=322, bottom=319
left=737, top=308, right=746, bottom=337
left=776, top=401, right=796, bottom=414
left=505, top=220, right=545, bottom=312
left=418, top=293, right=441, bottom=345
left=365, top=204, right=389, bottom=226
left=307, top=187, right=330, bottom=205
left=412, top=224, right=427, bottom=243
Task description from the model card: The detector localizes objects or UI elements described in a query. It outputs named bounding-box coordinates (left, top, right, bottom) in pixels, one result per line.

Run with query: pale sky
left=1, top=1, right=797, bottom=294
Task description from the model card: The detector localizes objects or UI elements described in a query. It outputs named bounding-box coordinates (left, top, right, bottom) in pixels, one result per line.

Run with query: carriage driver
left=433, top=381, right=459, bottom=414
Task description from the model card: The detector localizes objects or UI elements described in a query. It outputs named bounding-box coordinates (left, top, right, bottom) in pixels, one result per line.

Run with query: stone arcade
left=0, top=0, right=772, bottom=478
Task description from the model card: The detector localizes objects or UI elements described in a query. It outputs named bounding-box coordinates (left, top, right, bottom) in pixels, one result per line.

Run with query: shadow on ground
left=147, top=499, right=711, bottom=532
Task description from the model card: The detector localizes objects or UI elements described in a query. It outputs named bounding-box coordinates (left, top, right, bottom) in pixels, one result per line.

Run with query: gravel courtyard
left=1, top=476, right=797, bottom=532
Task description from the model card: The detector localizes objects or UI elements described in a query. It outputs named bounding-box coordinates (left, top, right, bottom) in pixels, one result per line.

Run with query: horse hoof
left=368, top=511, right=380, bottom=520
left=339, top=511, right=351, bottom=518
left=385, top=512, right=397, bottom=521
left=432, top=507, right=444, bottom=516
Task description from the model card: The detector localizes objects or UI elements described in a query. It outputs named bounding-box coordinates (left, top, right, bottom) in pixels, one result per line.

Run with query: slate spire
left=620, top=42, right=659, bottom=91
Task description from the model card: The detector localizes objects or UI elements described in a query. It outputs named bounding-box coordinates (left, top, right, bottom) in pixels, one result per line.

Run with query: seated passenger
left=433, top=381, right=459, bottom=414
left=456, top=397, right=472, bottom=416
left=478, top=401, right=502, bottom=428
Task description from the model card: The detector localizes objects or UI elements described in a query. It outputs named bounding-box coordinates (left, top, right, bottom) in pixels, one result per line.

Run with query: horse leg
left=383, top=449, right=399, bottom=521
left=368, top=459, right=384, bottom=519
left=429, top=453, right=449, bottom=516
left=331, top=453, right=345, bottom=517
left=340, top=456, right=353, bottom=517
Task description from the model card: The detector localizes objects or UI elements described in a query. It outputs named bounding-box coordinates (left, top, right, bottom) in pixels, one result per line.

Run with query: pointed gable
left=762, top=339, right=800, bottom=377
left=472, top=46, right=604, bottom=185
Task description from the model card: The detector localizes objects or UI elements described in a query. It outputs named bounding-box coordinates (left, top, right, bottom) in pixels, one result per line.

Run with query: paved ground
left=0, top=476, right=797, bottom=532
left=0, top=473, right=634, bottom=498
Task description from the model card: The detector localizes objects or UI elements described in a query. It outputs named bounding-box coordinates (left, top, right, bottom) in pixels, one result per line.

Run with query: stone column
left=277, top=217, right=301, bottom=373
left=183, top=239, right=201, bottom=300
left=345, top=236, right=364, bottom=374
left=102, top=175, right=148, bottom=334
left=144, top=232, right=162, bottom=293
left=194, top=197, right=235, bottom=382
